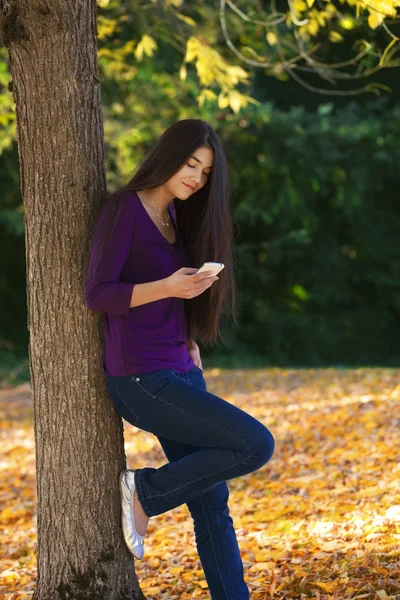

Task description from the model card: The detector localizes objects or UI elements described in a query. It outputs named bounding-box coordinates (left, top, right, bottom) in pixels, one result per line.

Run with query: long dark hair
left=94, top=118, right=237, bottom=348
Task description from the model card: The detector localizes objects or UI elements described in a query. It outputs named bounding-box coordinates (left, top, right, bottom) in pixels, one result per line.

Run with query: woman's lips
left=183, top=183, right=194, bottom=191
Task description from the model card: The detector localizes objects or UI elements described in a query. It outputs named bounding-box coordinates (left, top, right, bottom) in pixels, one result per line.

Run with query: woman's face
left=165, top=146, right=214, bottom=200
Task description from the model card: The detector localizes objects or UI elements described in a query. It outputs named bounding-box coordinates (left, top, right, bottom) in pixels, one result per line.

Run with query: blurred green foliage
left=216, top=99, right=400, bottom=366
left=0, top=2, right=399, bottom=382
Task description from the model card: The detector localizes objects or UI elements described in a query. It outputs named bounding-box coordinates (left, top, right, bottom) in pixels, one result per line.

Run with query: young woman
left=85, top=119, right=274, bottom=600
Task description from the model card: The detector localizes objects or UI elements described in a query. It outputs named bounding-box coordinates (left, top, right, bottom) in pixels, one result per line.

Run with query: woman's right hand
left=165, top=267, right=219, bottom=299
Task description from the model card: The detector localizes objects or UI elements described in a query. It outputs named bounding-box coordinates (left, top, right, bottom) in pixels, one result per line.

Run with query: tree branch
left=219, top=0, right=400, bottom=96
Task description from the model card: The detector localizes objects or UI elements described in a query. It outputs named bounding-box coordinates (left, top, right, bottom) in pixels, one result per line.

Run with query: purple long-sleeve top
left=85, top=190, right=195, bottom=375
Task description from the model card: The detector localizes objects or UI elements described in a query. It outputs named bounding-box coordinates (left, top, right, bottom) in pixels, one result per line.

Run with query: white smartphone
left=196, top=261, right=225, bottom=276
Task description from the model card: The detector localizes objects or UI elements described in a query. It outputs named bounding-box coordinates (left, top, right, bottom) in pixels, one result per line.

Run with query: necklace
left=149, top=198, right=170, bottom=227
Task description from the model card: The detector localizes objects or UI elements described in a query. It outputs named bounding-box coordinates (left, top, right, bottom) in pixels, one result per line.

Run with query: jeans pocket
left=129, top=369, right=174, bottom=399
left=130, top=375, right=157, bottom=399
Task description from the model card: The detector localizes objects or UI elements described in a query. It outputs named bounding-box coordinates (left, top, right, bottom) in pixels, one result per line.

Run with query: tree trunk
left=1, top=2, right=145, bottom=598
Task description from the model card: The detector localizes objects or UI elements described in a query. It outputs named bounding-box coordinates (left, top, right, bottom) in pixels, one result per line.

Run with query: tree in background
left=1, top=1, right=144, bottom=598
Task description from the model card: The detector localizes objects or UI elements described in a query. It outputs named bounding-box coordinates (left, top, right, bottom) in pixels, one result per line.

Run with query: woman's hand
left=164, top=267, right=219, bottom=300
left=188, top=340, right=203, bottom=370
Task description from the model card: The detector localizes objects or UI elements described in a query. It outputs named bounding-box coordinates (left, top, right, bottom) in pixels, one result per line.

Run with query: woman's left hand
left=188, top=341, right=203, bottom=371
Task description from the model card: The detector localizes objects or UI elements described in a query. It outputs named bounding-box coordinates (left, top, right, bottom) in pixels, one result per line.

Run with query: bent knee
left=248, top=425, right=275, bottom=469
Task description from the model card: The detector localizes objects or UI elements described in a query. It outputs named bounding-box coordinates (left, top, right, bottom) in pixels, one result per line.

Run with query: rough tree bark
left=0, top=1, right=145, bottom=598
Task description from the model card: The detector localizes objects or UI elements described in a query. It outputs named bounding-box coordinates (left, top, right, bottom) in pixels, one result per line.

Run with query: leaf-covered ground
left=1, top=368, right=400, bottom=600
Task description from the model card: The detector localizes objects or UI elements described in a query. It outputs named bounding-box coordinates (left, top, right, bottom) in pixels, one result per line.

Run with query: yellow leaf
left=199, top=581, right=208, bottom=589
left=368, top=11, right=384, bottom=29
left=307, top=18, right=319, bottom=36
left=0, top=568, right=19, bottom=581
left=176, top=13, right=196, bottom=26
left=197, top=89, right=216, bottom=109
left=329, top=31, right=344, bottom=43
left=141, top=34, right=157, bottom=57
left=134, top=42, right=143, bottom=62
left=293, top=0, right=307, bottom=10
left=226, top=65, right=250, bottom=81
left=249, top=562, right=272, bottom=572
left=306, top=0, right=315, bottom=6
left=97, top=16, right=118, bottom=40
left=218, top=94, right=229, bottom=109
left=183, top=36, right=250, bottom=92
left=118, top=40, right=136, bottom=59
left=254, top=552, right=270, bottom=561
left=229, top=92, right=242, bottom=114
left=185, top=37, right=199, bottom=63
left=309, top=581, right=338, bottom=592
left=145, top=587, right=161, bottom=594
left=196, top=59, right=215, bottom=87
left=179, top=63, right=187, bottom=81
left=266, top=32, right=278, bottom=46
left=134, top=35, right=157, bottom=62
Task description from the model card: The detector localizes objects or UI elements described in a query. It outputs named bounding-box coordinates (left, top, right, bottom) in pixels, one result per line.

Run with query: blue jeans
left=106, top=365, right=275, bottom=600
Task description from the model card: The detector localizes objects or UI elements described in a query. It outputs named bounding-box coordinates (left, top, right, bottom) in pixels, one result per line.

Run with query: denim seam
left=200, top=492, right=233, bottom=599
left=115, top=386, right=140, bottom=427
left=129, top=377, right=157, bottom=399
left=145, top=452, right=253, bottom=501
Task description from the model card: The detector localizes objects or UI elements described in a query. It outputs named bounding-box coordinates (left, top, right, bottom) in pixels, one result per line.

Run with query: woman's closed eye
left=187, top=163, right=211, bottom=177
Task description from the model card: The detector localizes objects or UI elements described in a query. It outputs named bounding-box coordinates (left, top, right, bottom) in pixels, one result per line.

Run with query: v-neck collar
left=134, top=191, right=179, bottom=247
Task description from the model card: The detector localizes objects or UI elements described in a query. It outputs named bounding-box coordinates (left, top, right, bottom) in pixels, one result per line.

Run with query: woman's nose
left=192, top=171, right=202, bottom=184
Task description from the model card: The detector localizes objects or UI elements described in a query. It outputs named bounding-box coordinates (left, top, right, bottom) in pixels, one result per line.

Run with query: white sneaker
left=118, top=469, right=145, bottom=560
